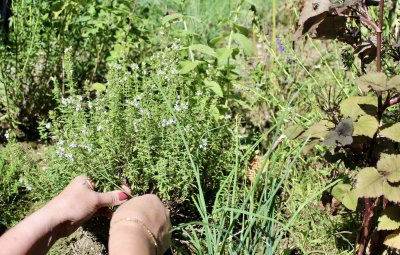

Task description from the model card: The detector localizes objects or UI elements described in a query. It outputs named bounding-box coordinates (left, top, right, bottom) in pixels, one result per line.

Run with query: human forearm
left=0, top=201, right=64, bottom=255
left=109, top=223, right=156, bottom=255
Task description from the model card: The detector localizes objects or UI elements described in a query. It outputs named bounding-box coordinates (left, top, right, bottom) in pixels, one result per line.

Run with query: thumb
left=97, top=190, right=130, bottom=207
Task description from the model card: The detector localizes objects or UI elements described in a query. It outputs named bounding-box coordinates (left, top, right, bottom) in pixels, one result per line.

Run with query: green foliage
left=40, top=42, right=237, bottom=204
left=378, top=206, right=400, bottom=231
left=331, top=183, right=357, bottom=211
left=0, top=142, right=37, bottom=226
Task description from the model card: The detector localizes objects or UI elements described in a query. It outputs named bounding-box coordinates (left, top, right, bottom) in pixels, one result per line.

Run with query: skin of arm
left=0, top=176, right=130, bottom=255
left=108, top=194, right=171, bottom=255
left=109, top=223, right=156, bottom=255
left=0, top=199, right=65, bottom=255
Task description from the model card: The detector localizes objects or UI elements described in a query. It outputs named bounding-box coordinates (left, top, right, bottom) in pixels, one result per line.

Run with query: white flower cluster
left=56, top=140, right=74, bottom=161
left=18, top=178, right=32, bottom=191
left=4, top=130, right=9, bottom=140
left=158, top=118, right=176, bottom=128
left=199, top=138, right=208, bottom=150
left=126, top=95, right=142, bottom=108
left=174, top=100, right=189, bottom=112
left=61, top=95, right=84, bottom=111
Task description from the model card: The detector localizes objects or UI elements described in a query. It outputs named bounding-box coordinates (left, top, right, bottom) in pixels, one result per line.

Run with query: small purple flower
left=276, top=36, right=285, bottom=52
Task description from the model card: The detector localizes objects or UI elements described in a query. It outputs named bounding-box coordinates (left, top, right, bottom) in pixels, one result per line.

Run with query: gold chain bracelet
left=111, top=217, right=158, bottom=255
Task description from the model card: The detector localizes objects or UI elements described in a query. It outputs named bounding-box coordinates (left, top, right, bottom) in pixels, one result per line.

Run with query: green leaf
left=377, top=155, right=400, bottom=183
left=302, top=139, right=320, bottom=154
left=301, top=120, right=335, bottom=139
left=209, top=35, right=226, bottom=47
left=232, top=33, right=254, bottom=55
left=216, top=48, right=233, bottom=66
left=388, top=75, right=400, bottom=91
left=233, top=23, right=251, bottom=36
left=340, top=96, right=377, bottom=119
left=284, top=125, right=305, bottom=139
left=341, top=189, right=358, bottom=212
left=353, top=115, right=379, bottom=138
left=380, top=123, right=400, bottom=142
left=90, top=83, right=106, bottom=92
left=378, top=206, right=400, bottom=231
left=356, top=72, right=390, bottom=92
left=161, top=13, right=183, bottom=25
left=179, top=61, right=199, bottom=74
left=356, top=167, right=384, bottom=198
left=384, top=230, right=400, bottom=249
left=383, top=181, right=400, bottom=203
left=331, top=184, right=357, bottom=211
left=189, top=44, right=217, bottom=58
left=204, top=80, right=223, bottom=97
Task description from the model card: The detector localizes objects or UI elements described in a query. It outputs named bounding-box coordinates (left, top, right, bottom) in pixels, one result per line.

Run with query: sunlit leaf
left=353, top=115, right=379, bottom=138
left=232, top=33, right=254, bottom=55
left=189, top=44, right=217, bottom=58
left=377, top=155, right=400, bottom=183
left=284, top=125, right=305, bottom=139
left=380, top=123, right=400, bottom=143
left=356, top=167, right=384, bottom=198
left=383, top=181, right=400, bottom=203
left=179, top=61, right=200, bottom=74
left=331, top=184, right=357, bottom=211
left=204, top=80, right=223, bottom=97
left=378, top=206, right=400, bottom=231
left=216, top=48, right=233, bottom=66
left=340, top=96, right=377, bottom=119
left=384, top=230, right=400, bottom=249
left=388, top=75, right=400, bottom=91
left=90, top=83, right=106, bottom=92
left=301, top=120, right=334, bottom=139
left=356, top=72, right=390, bottom=92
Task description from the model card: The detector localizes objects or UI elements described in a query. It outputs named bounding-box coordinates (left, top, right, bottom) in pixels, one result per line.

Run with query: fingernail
left=118, top=192, right=128, bottom=201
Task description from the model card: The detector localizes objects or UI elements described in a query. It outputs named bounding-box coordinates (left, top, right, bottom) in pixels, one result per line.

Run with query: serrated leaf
left=383, top=181, right=400, bottom=203
left=353, top=115, right=379, bottom=138
left=161, top=13, right=183, bottom=25
left=340, top=96, right=377, bottom=119
left=384, top=230, right=400, bottom=249
left=204, top=80, right=223, bottom=97
left=190, top=44, right=217, bottom=58
left=332, top=184, right=357, bottom=211
left=179, top=61, right=199, bottom=74
left=377, top=155, right=400, bottom=183
left=356, top=72, right=389, bottom=92
left=380, top=123, right=400, bottom=142
left=378, top=206, right=400, bottom=231
left=232, top=33, right=254, bottom=55
left=356, top=167, right=384, bottom=198
left=388, top=75, right=400, bottom=91
left=323, top=118, right=353, bottom=146
left=301, top=120, right=335, bottom=139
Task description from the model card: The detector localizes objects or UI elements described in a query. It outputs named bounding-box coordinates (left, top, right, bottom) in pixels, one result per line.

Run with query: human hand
left=109, top=194, right=172, bottom=255
left=49, top=175, right=131, bottom=237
